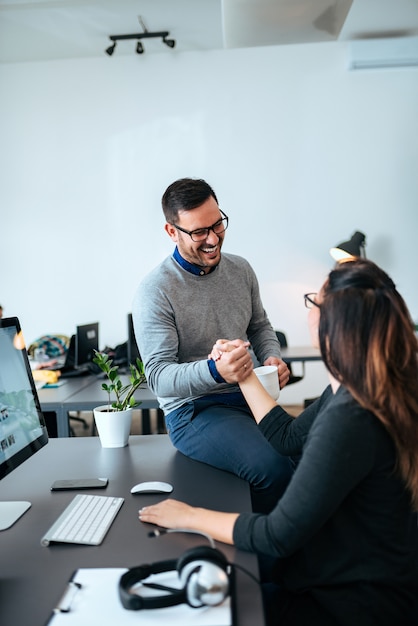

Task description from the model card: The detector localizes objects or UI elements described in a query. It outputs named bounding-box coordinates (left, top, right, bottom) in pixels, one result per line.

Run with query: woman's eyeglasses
left=304, top=293, right=320, bottom=309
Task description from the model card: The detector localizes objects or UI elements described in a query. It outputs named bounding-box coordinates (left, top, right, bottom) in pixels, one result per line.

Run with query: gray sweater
left=132, top=252, right=281, bottom=414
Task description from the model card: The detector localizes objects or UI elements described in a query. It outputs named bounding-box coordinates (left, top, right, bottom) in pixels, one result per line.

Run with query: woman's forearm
left=239, top=372, right=278, bottom=423
left=188, top=507, right=239, bottom=544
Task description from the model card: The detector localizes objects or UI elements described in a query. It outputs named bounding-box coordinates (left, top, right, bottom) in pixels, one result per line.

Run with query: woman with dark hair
left=139, top=258, right=418, bottom=625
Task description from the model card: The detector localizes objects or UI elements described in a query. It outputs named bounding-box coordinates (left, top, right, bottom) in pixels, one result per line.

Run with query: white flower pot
left=93, top=405, right=132, bottom=448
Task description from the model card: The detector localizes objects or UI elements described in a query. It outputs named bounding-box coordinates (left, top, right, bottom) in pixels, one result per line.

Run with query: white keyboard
left=41, top=494, right=124, bottom=546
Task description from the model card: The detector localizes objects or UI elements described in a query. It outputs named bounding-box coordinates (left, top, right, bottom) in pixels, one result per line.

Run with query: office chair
left=275, top=330, right=305, bottom=386
left=69, top=411, right=90, bottom=436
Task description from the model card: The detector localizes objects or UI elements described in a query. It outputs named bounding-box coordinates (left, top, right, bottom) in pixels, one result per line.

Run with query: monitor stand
left=0, top=501, right=31, bottom=530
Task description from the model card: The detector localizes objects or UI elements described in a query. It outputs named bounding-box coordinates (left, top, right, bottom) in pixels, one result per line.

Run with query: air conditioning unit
left=348, top=36, right=418, bottom=70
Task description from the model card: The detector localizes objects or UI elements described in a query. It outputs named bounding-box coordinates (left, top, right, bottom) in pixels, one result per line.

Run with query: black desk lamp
left=330, top=231, right=366, bottom=262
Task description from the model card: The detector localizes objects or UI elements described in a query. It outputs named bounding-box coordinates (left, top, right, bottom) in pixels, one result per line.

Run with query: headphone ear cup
left=177, top=547, right=230, bottom=608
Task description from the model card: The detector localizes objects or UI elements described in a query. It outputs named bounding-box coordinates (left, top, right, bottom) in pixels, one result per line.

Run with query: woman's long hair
left=319, top=258, right=418, bottom=509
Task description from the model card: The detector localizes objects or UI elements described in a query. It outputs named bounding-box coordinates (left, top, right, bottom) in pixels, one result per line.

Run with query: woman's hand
left=138, top=499, right=239, bottom=545
left=139, top=499, right=196, bottom=529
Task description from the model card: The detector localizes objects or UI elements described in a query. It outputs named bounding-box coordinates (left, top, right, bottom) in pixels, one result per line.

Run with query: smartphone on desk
left=51, top=478, right=108, bottom=491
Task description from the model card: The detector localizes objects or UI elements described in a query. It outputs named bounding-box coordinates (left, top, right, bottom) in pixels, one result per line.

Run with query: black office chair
left=69, top=412, right=90, bottom=436
left=275, top=330, right=305, bottom=386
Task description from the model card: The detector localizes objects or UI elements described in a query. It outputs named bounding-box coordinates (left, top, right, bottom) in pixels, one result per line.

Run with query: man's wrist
left=207, top=359, right=226, bottom=383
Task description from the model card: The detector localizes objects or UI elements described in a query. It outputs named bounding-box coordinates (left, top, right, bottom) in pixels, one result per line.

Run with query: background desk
left=39, top=355, right=323, bottom=438
left=39, top=377, right=160, bottom=438
left=62, top=377, right=159, bottom=419
left=0, top=435, right=263, bottom=625
left=280, top=346, right=322, bottom=363
left=280, top=346, right=323, bottom=407
left=37, top=376, right=97, bottom=437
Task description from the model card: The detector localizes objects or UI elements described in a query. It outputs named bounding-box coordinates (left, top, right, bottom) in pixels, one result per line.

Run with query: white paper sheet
left=48, top=568, right=232, bottom=626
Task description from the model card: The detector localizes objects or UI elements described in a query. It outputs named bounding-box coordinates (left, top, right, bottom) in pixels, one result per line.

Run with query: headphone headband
left=120, top=559, right=189, bottom=609
left=119, top=547, right=230, bottom=611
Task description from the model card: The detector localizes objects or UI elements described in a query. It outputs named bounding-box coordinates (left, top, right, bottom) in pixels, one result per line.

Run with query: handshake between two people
left=208, top=339, right=290, bottom=390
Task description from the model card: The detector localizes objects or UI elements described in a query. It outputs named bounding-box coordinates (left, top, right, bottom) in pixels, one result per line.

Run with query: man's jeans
left=165, top=393, right=293, bottom=513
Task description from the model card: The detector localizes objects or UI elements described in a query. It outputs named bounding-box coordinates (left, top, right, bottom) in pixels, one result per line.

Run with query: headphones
left=119, top=545, right=231, bottom=610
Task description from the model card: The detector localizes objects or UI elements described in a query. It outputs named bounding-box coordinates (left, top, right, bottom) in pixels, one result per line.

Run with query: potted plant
left=92, top=350, right=146, bottom=448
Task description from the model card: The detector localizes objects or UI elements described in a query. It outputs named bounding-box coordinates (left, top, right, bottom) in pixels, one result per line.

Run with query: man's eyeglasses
left=304, top=293, right=320, bottom=309
left=172, top=210, right=229, bottom=242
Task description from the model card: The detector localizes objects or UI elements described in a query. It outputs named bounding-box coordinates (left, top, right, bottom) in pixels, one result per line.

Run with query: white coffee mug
left=253, top=365, right=280, bottom=400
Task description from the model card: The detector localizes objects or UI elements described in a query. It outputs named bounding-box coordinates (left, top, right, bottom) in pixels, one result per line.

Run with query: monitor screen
left=127, top=313, right=141, bottom=365
left=0, top=317, right=48, bottom=528
left=75, top=322, right=99, bottom=368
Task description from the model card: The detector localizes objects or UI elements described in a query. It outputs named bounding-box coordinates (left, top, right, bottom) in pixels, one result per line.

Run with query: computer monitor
left=75, top=322, right=99, bottom=369
left=0, top=317, right=48, bottom=529
left=127, top=313, right=141, bottom=365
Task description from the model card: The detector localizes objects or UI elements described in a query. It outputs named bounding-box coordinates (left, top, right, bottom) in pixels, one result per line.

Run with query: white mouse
left=130, top=481, right=173, bottom=494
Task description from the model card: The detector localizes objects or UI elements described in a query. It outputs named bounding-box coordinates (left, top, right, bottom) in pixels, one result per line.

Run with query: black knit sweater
left=233, top=386, right=418, bottom=624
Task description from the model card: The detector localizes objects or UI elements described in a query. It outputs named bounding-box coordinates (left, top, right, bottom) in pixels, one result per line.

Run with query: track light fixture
left=105, top=30, right=176, bottom=56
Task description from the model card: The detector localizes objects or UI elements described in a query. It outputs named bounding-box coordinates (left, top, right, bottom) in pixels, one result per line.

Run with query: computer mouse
left=130, top=481, right=174, bottom=495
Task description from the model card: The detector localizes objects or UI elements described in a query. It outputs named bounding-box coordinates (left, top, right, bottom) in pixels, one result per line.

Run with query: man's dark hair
left=162, top=178, right=218, bottom=223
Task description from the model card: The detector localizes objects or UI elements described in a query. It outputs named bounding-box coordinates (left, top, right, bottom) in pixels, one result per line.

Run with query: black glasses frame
left=304, top=293, right=320, bottom=309
left=172, top=210, right=229, bottom=242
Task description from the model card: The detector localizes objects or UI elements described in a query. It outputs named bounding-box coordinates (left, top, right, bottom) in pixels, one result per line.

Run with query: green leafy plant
left=92, top=350, right=146, bottom=412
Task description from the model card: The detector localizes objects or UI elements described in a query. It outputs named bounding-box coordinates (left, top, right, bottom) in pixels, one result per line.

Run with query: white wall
left=1, top=41, right=417, bottom=403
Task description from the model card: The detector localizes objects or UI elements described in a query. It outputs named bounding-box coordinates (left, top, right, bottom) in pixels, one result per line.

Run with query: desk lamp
left=330, top=231, right=366, bottom=262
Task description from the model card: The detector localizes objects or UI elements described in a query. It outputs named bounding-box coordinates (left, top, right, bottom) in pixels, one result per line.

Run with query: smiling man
left=133, top=178, right=292, bottom=513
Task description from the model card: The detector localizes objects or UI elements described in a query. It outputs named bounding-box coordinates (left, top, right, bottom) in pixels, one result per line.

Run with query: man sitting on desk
left=133, top=177, right=292, bottom=513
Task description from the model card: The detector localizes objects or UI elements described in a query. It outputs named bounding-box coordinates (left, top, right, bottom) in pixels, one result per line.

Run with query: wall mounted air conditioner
left=348, top=36, right=418, bottom=70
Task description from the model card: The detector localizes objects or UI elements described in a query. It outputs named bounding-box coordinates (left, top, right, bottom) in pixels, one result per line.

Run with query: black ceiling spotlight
left=163, top=36, right=176, bottom=49
left=136, top=41, right=144, bottom=54
left=105, top=42, right=116, bottom=56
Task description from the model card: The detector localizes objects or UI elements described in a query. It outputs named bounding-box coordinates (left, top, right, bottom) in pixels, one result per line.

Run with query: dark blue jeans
left=165, top=393, right=293, bottom=513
